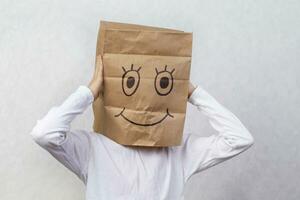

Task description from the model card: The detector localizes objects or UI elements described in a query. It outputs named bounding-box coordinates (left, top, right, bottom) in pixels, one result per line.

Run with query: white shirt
left=30, top=86, right=254, bottom=200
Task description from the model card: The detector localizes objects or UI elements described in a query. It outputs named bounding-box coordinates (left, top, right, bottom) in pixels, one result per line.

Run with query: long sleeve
left=30, top=86, right=94, bottom=183
left=181, top=86, right=254, bottom=181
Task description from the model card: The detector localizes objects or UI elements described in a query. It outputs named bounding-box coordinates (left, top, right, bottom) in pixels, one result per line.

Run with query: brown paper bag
left=93, top=21, right=193, bottom=147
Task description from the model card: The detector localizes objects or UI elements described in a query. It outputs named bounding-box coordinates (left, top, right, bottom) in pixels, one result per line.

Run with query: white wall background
left=0, top=0, right=299, bottom=199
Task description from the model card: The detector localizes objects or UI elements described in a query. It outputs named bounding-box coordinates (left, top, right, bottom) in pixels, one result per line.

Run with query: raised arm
left=30, top=86, right=95, bottom=183
left=181, top=83, right=254, bottom=181
left=30, top=57, right=104, bottom=183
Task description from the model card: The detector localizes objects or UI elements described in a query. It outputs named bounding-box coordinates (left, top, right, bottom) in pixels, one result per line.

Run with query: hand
left=88, top=56, right=104, bottom=99
left=188, top=81, right=196, bottom=98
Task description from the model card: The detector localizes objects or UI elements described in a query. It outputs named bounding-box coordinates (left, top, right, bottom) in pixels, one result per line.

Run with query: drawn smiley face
left=114, top=64, right=175, bottom=126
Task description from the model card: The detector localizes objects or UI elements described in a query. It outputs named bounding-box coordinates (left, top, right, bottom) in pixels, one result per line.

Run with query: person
left=30, top=57, right=254, bottom=200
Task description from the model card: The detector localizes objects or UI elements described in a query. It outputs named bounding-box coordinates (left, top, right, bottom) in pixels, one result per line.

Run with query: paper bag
left=93, top=21, right=193, bottom=147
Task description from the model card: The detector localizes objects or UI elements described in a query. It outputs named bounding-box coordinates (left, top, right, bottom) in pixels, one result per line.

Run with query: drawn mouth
left=114, top=108, right=174, bottom=126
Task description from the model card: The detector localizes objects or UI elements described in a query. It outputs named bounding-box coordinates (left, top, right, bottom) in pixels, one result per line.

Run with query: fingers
left=97, top=56, right=104, bottom=75
left=93, top=56, right=103, bottom=80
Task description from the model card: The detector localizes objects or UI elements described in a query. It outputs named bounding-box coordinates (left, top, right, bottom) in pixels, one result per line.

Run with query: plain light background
left=0, top=0, right=299, bottom=199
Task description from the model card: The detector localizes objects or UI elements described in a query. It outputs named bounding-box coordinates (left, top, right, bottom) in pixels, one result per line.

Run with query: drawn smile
left=114, top=108, right=174, bottom=126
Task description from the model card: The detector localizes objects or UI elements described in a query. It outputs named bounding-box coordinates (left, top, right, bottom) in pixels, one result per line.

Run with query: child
left=31, top=57, right=254, bottom=200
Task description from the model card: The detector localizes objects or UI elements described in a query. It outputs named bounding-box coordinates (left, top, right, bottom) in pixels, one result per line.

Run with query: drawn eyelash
left=122, top=64, right=142, bottom=73
left=155, top=65, right=175, bottom=74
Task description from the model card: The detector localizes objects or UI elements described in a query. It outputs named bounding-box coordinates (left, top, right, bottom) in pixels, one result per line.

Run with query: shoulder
left=65, top=129, right=100, bottom=147
left=181, top=133, right=212, bottom=146
left=170, top=133, right=217, bottom=154
left=77, top=131, right=125, bottom=150
left=68, top=129, right=93, bottom=139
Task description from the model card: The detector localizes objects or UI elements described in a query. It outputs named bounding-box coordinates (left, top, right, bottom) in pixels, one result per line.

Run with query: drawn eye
left=122, top=64, right=141, bottom=96
left=154, top=65, right=174, bottom=96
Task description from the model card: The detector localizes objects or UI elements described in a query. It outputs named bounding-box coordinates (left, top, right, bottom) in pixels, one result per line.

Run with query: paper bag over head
left=93, top=21, right=193, bottom=147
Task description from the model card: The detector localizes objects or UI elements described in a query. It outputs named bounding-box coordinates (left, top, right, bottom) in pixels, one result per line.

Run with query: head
left=93, top=23, right=192, bottom=146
